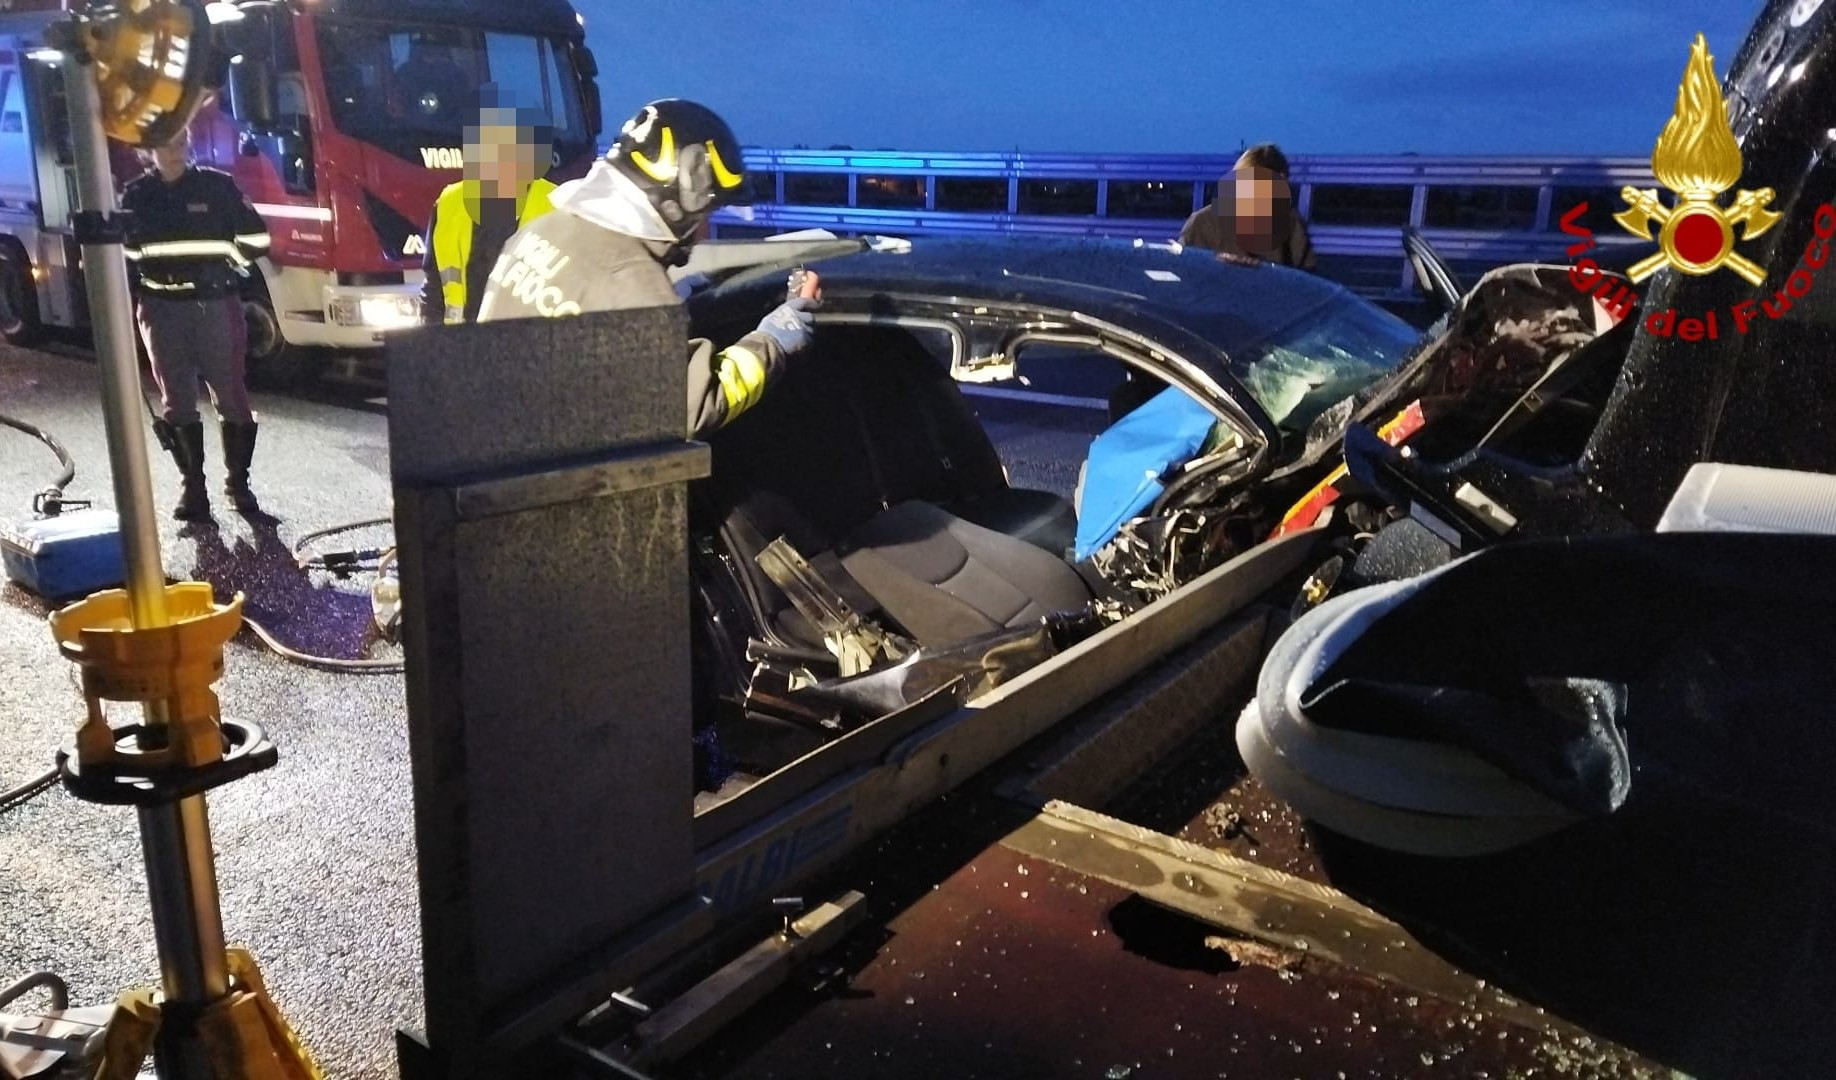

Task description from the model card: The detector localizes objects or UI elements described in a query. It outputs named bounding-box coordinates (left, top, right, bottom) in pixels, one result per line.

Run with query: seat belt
left=756, top=536, right=915, bottom=676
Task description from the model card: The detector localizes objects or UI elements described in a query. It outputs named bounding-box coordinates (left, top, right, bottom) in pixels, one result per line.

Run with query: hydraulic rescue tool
left=0, top=2, right=317, bottom=1078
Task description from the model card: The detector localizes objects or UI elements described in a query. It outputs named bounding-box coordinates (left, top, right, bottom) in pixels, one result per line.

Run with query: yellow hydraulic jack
left=0, top=3, right=319, bottom=1077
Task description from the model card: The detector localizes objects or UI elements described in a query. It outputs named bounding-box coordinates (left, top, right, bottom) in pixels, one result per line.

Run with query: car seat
left=696, top=325, right=1094, bottom=656
left=707, top=322, right=1078, bottom=553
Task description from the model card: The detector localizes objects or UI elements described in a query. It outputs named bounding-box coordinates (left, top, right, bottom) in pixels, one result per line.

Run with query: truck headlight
left=331, top=295, right=421, bottom=330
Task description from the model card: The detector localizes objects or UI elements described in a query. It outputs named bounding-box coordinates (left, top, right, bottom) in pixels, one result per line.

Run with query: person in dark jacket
left=477, top=99, right=819, bottom=438
left=1179, top=143, right=1318, bottom=272
left=420, top=93, right=558, bottom=324
left=121, top=127, right=271, bottom=519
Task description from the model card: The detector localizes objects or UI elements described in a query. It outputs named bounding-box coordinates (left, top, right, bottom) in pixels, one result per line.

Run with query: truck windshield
left=315, top=19, right=588, bottom=158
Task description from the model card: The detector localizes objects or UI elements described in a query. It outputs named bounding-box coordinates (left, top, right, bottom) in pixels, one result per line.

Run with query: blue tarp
left=1073, top=386, right=1218, bottom=561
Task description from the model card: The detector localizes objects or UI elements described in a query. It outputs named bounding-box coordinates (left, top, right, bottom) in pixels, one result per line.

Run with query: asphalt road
left=0, top=340, right=417, bottom=1078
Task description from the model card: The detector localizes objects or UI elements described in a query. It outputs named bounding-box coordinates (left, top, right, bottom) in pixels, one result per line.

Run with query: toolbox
left=0, top=509, right=127, bottom=601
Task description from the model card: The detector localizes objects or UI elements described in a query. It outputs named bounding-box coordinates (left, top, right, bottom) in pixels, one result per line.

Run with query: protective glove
left=753, top=296, right=817, bottom=354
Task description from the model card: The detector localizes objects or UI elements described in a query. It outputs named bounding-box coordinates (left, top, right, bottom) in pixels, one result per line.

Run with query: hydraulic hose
left=0, top=414, right=76, bottom=492
left=0, top=767, right=59, bottom=815
left=260, top=512, right=403, bottom=670
left=0, top=411, right=80, bottom=513
left=239, top=613, right=403, bottom=673
left=292, top=515, right=392, bottom=557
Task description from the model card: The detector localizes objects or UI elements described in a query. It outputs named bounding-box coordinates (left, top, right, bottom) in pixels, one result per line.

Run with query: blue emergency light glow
left=847, top=157, right=925, bottom=171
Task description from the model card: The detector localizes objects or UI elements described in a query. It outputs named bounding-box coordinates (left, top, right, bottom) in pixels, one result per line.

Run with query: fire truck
left=0, top=0, right=603, bottom=380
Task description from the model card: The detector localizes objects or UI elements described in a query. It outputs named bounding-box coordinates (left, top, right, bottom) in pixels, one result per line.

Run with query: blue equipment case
left=0, top=509, right=127, bottom=600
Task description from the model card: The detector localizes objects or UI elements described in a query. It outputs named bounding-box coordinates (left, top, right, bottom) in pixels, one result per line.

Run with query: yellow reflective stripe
left=631, top=126, right=678, bottom=183
left=716, top=345, right=768, bottom=418
left=235, top=232, right=271, bottom=247
left=432, top=182, right=472, bottom=321
left=707, top=142, right=743, bottom=189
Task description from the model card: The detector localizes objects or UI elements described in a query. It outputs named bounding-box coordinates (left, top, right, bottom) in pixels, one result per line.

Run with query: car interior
left=688, top=323, right=1126, bottom=782
left=695, top=326, right=1088, bottom=631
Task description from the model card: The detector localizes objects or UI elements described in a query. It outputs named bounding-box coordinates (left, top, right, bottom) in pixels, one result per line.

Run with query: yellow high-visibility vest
left=430, top=178, right=557, bottom=324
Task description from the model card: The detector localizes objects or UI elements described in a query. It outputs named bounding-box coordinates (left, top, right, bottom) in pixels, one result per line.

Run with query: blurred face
left=1229, top=166, right=1293, bottom=255
left=151, top=131, right=190, bottom=180
left=466, top=108, right=548, bottom=198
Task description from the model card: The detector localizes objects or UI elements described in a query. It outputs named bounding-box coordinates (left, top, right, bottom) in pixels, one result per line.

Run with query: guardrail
left=707, top=149, right=1661, bottom=302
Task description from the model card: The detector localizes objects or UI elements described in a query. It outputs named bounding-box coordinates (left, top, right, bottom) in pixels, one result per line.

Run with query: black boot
left=221, top=420, right=260, bottom=513
left=173, top=421, right=210, bottom=520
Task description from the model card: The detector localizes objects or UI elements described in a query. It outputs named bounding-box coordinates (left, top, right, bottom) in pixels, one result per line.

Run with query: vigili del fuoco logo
left=1560, top=34, right=1835, bottom=341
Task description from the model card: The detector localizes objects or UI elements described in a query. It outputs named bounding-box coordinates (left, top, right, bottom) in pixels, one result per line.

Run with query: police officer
left=421, top=92, right=558, bottom=325
left=122, top=127, right=271, bottom=520
left=476, top=99, right=819, bottom=438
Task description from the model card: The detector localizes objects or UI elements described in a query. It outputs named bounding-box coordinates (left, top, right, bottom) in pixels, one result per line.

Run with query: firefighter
left=476, top=99, right=820, bottom=439
left=420, top=92, right=559, bottom=325
left=1180, top=143, right=1318, bottom=272
left=121, top=127, right=271, bottom=520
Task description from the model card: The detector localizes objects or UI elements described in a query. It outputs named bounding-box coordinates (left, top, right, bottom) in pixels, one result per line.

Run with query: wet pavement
left=0, top=340, right=417, bottom=1078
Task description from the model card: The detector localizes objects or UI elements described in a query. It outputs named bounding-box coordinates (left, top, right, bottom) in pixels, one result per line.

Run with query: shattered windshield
left=315, top=19, right=588, bottom=160
left=1233, top=296, right=1419, bottom=434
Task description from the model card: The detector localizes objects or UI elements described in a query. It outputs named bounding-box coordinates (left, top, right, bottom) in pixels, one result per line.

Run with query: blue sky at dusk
left=578, top=0, right=1763, bottom=155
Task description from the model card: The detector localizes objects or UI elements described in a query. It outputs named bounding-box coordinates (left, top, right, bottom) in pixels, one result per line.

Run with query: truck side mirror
left=228, top=55, right=277, bottom=132
left=576, top=45, right=602, bottom=137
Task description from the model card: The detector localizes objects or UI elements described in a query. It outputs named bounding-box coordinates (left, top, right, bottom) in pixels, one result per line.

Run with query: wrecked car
left=680, top=235, right=1452, bottom=785
left=1284, top=0, right=1836, bottom=603
left=1235, top=0, right=1836, bottom=861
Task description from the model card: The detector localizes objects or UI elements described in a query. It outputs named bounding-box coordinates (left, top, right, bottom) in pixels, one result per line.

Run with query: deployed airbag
left=1073, top=386, right=1218, bottom=560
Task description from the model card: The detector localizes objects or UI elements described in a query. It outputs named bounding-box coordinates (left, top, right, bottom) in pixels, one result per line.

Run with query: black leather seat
left=703, top=324, right=1075, bottom=550
left=698, top=325, right=1092, bottom=654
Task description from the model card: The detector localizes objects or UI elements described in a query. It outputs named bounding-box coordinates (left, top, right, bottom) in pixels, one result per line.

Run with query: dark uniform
left=1179, top=203, right=1318, bottom=272
left=121, top=164, right=271, bottom=517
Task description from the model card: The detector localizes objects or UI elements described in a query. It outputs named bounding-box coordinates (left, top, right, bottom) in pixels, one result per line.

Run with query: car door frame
left=811, top=290, right=1279, bottom=471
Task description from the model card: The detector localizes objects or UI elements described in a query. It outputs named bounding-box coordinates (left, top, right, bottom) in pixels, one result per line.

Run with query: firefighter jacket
left=120, top=166, right=270, bottom=300
left=475, top=162, right=790, bottom=439
left=421, top=177, right=558, bottom=324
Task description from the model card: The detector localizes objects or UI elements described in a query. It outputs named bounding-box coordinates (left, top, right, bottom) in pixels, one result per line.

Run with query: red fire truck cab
left=0, top=0, right=602, bottom=379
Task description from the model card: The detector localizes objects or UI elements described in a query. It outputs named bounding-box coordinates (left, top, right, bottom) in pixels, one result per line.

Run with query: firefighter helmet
left=607, top=99, right=747, bottom=242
